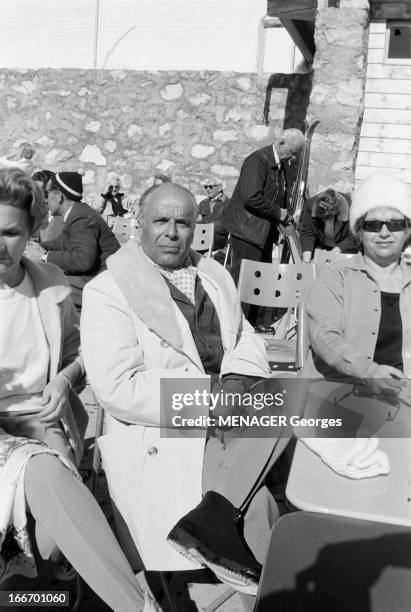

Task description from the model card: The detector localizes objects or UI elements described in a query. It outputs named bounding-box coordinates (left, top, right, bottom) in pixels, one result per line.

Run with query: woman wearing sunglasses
left=295, top=173, right=411, bottom=479
left=304, top=172, right=411, bottom=390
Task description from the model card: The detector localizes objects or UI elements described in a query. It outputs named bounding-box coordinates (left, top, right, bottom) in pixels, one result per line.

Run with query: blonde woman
left=0, top=168, right=144, bottom=610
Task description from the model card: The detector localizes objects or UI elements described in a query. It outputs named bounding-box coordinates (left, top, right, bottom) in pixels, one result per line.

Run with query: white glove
left=301, top=437, right=390, bottom=479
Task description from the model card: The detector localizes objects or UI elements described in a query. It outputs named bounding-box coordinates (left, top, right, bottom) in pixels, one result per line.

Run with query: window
left=385, top=21, right=411, bottom=61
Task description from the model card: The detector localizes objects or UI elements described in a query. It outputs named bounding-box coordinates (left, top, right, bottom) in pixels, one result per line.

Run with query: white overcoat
left=81, top=241, right=270, bottom=570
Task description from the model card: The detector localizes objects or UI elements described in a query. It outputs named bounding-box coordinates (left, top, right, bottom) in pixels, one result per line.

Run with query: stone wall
left=0, top=68, right=295, bottom=204
left=306, top=1, right=370, bottom=194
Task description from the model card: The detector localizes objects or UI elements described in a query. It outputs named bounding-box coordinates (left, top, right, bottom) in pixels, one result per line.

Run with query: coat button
left=148, top=447, right=158, bottom=457
left=160, top=340, right=169, bottom=348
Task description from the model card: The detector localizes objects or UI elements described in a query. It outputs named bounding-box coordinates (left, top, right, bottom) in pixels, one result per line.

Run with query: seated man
left=37, top=171, right=120, bottom=308
left=80, top=183, right=289, bottom=595
left=197, top=178, right=230, bottom=259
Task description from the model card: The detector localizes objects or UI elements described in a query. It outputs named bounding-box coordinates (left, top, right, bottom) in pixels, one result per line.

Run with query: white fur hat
left=350, top=173, right=411, bottom=230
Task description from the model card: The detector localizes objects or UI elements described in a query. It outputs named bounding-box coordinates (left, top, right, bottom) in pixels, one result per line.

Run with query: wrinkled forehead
left=365, top=206, right=406, bottom=219
left=142, top=197, right=196, bottom=221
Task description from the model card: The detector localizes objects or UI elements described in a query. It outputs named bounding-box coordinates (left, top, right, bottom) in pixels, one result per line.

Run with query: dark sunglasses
left=204, top=184, right=220, bottom=189
left=361, top=219, right=408, bottom=232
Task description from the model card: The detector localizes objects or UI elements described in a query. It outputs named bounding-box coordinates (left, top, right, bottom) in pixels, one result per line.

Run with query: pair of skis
left=279, top=119, right=320, bottom=264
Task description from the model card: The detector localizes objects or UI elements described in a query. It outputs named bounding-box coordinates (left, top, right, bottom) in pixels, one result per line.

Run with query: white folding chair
left=112, top=217, right=138, bottom=245
left=192, top=223, right=214, bottom=256
left=238, top=260, right=316, bottom=373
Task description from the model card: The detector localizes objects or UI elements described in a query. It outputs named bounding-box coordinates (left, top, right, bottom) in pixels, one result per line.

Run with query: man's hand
left=39, top=373, right=71, bottom=424
left=331, top=246, right=341, bottom=254
left=211, top=378, right=247, bottom=429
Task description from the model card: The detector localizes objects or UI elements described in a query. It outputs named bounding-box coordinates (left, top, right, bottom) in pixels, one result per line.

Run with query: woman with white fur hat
left=299, top=173, right=411, bottom=480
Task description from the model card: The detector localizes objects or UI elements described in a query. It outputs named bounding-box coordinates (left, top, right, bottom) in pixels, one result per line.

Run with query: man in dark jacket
left=39, top=171, right=120, bottom=308
left=223, top=129, right=305, bottom=327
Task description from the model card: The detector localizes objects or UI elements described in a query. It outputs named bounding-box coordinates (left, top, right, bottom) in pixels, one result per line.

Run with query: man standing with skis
left=223, top=128, right=305, bottom=330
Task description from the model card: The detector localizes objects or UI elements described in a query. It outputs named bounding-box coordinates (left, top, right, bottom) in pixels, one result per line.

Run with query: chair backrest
left=192, top=222, right=214, bottom=256
left=102, top=213, right=116, bottom=229
left=255, top=511, right=411, bottom=612
left=238, top=260, right=316, bottom=308
left=112, top=217, right=138, bottom=245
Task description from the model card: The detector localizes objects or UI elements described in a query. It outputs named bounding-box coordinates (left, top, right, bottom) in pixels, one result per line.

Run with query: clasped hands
left=38, top=373, right=71, bottom=425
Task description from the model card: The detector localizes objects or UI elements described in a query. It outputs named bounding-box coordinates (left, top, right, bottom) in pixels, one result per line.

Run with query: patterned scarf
left=148, top=253, right=198, bottom=305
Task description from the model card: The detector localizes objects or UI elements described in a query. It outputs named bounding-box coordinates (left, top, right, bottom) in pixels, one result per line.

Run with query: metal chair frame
left=192, top=222, right=214, bottom=256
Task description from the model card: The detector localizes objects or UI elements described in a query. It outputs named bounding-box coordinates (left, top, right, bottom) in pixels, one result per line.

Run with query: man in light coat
left=81, top=183, right=289, bottom=594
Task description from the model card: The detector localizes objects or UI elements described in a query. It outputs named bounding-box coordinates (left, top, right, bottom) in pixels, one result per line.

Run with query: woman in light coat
left=300, top=173, right=411, bottom=478
left=0, top=168, right=145, bottom=611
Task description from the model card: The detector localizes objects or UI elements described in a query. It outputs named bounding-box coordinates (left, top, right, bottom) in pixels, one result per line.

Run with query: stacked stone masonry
left=0, top=69, right=293, bottom=203
left=306, top=3, right=370, bottom=194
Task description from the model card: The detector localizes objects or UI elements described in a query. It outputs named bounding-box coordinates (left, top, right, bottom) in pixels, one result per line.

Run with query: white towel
left=301, top=437, right=390, bottom=479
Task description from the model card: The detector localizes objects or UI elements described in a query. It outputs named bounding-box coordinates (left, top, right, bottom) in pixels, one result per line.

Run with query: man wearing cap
left=197, top=179, right=230, bottom=255
left=223, top=129, right=305, bottom=329
left=38, top=171, right=120, bottom=308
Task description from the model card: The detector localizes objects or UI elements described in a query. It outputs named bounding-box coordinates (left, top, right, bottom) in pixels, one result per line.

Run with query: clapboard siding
left=367, top=64, right=411, bottom=79
left=357, top=151, right=411, bottom=169
left=365, top=92, right=411, bottom=110
left=363, top=108, right=411, bottom=125
left=360, top=138, right=411, bottom=154
left=361, top=123, right=411, bottom=139
left=368, top=33, right=386, bottom=49
left=366, top=79, right=411, bottom=94
left=356, top=19, right=411, bottom=187
left=370, top=21, right=387, bottom=35
left=356, top=167, right=411, bottom=183
left=367, top=48, right=385, bottom=64
left=355, top=177, right=411, bottom=195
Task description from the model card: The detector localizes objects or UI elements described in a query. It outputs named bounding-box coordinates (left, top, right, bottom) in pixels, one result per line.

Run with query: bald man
left=223, top=129, right=305, bottom=329
left=81, top=183, right=289, bottom=595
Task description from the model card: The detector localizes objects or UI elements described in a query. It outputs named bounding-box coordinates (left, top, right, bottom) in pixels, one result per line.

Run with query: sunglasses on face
left=204, top=184, right=220, bottom=189
left=361, top=219, right=408, bottom=233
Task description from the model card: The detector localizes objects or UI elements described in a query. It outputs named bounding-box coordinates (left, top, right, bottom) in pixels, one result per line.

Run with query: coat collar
left=343, top=252, right=411, bottom=287
left=21, top=257, right=72, bottom=378
left=21, top=256, right=71, bottom=303
left=106, top=242, right=229, bottom=351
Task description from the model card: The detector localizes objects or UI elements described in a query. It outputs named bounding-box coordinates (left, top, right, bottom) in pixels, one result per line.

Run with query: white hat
left=350, top=173, right=411, bottom=231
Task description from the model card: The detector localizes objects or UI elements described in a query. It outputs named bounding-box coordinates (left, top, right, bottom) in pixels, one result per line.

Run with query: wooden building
left=268, top=0, right=411, bottom=192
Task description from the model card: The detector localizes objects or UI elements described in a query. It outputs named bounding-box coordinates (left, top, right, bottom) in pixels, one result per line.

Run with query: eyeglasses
left=361, top=219, right=408, bottom=233
left=204, top=184, right=220, bottom=189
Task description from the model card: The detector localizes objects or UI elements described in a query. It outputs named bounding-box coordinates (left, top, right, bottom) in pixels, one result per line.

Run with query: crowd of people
left=0, top=133, right=410, bottom=611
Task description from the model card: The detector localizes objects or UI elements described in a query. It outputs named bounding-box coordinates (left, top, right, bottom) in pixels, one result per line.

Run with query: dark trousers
left=230, top=234, right=276, bottom=327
